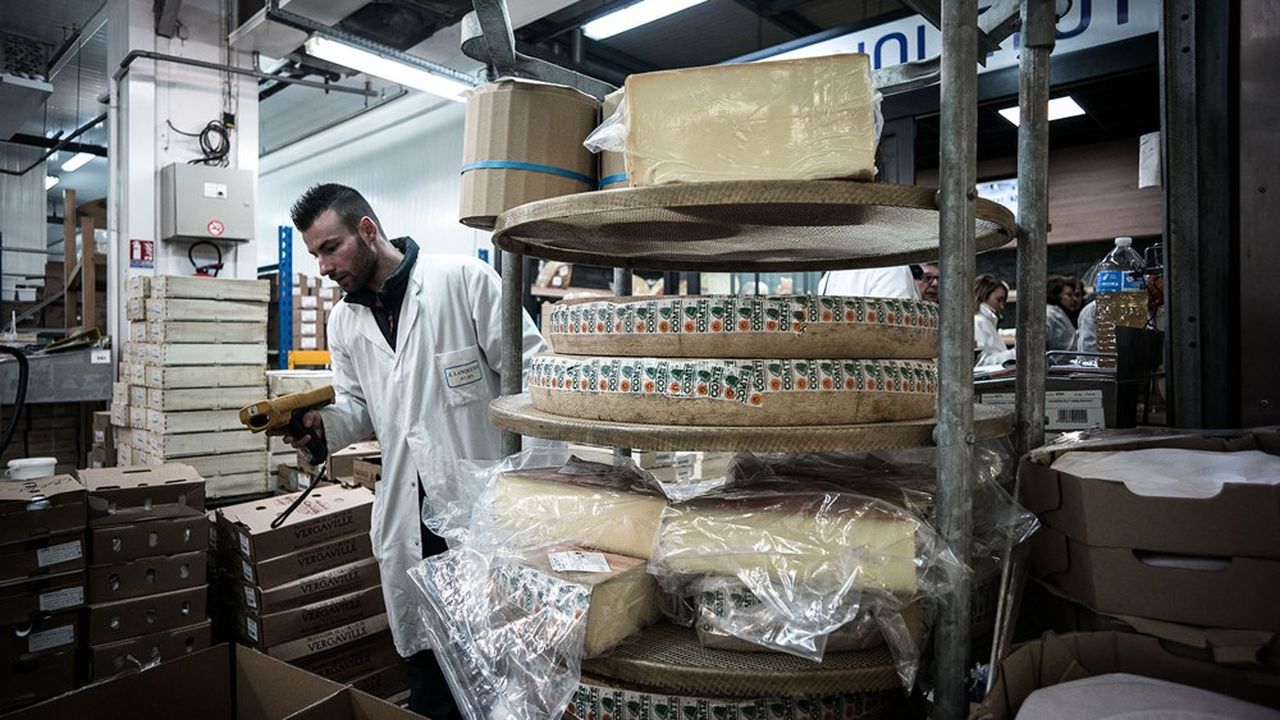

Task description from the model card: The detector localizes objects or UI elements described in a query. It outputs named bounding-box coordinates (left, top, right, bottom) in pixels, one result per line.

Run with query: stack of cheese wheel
left=532, top=294, right=940, bottom=427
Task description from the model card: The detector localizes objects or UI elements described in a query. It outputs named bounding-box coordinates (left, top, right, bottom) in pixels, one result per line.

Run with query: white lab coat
left=1076, top=301, right=1097, bottom=353
left=974, top=303, right=1016, bottom=368
left=320, top=254, right=545, bottom=658
left=1046, top=304, right=1077, bottom=359
left=818, top=267, right=920, bottom=299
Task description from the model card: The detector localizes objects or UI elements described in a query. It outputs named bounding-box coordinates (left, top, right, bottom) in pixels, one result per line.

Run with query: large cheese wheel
left=547, top=295, right=938, bottom=359
left=528, top=354, right=937, bottom=426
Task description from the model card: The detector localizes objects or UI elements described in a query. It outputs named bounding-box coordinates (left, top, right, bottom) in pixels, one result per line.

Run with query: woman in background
left=1046, top=274, right=1083, bottom=354
left=974, top=274, right=1016, bottom=368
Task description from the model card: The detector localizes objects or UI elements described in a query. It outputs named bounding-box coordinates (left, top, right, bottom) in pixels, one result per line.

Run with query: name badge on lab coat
left=445, top=359, right=482, bottom=388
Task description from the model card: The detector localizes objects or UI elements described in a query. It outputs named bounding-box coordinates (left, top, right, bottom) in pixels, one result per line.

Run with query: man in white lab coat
left=281, top=184, right=544, bottom=719
left=818, top=266, right=920, bottom=298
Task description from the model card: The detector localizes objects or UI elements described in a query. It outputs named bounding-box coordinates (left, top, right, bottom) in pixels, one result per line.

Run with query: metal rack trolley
left=465, top=1, right=1059, bottom=717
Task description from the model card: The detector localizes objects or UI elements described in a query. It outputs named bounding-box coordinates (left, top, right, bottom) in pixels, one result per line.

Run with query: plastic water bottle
left=1094, top=237, right=1147, bottom=366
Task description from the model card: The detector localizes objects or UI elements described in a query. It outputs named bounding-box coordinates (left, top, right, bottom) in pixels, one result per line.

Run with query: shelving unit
left=469, top=1, right=1054, bottom=718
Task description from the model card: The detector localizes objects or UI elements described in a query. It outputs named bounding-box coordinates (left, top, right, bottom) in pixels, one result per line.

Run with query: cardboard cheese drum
left=460, top=78, right=600, bottom=229
left=529, top=354, right=936, bottom=426
left=547, top=295, right=939, bottom=359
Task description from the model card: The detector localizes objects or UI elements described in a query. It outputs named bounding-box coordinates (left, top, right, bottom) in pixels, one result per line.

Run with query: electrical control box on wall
left=159, top=163, right=254, bottom=242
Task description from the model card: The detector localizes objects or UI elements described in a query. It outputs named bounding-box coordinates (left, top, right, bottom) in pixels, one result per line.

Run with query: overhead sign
left=768, top=0, right=1158, bottom=73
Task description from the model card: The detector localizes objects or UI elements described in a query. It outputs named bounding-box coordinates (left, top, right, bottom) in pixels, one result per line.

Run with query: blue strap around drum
left=460, top=160, right=593, bottom=186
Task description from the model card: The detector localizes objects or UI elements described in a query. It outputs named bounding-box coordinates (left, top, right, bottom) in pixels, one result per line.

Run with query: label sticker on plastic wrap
left=39, top=586, right=85, bottom=613
left=37, top=540, right=83, bottom=568
left=29, top=624, right=75, bottom=653
left=241, top=559, right=255, bottom=583
left=243, top=586, right=258, bottom=610
left=239, top=533, right=251, bottom=557
left=548, top=551, right=611, bottom=573
left=246, top=617, right=260, bottom=643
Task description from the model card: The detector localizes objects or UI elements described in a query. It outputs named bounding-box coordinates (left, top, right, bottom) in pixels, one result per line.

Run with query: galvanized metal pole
left=1013, top=0, right=1053, bottom=459
left=934, top=0, right=979, bottom=717
left=500, top=248, right=524, bottom=456
left=612, top=267, right=633, bottom=462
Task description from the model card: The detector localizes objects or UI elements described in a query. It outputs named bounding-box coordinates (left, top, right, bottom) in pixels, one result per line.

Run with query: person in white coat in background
left=1045, top=274, right=1083, bottom=360
left=819, top=265, right=920, bottom=298
left=974, top=273, right=1016, bottom=368
left=279, top=184, right=544, bottom=720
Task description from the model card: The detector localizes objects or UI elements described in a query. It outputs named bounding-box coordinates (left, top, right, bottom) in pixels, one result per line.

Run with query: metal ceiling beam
left=2, top=134, right=107, bottom=158
left=729, top=0, right=821, bottom=37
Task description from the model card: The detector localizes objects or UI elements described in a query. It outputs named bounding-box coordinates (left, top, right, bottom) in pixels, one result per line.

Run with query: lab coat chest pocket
left=436, top=345, right=486, bottom=407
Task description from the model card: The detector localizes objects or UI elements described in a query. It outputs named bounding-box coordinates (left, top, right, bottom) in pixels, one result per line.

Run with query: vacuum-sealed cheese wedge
left=488, top=467, right=667, bottom=559
left=623, top=53, right=878, bottom=185
left=496, top=549, right=662, bottom=657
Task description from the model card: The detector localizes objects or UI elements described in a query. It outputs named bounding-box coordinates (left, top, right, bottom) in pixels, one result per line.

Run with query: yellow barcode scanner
left=238, top=385, right=335, bottom=466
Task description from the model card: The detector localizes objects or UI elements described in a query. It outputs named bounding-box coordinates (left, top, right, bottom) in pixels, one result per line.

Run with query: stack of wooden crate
left=113, top=275, right=271, bottom=498
left=264, top=369, right=333, bottom=491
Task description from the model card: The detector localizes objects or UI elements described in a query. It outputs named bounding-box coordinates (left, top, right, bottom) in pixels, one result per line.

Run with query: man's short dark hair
left=290, top=183, right=384, bottom=235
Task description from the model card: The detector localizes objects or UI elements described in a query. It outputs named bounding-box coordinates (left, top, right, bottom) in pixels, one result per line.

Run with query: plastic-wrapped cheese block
left=623, top=53, right=878, bottom=185
left=487, top=466, right=667, bottom=559
left=494, top=549, right=662, bottom=657
left=547, top=295, right=939, bottom=359
left=597, top=89, right=628, bottom=191
left=654, top=492, right=921, bottom=595
left=529, top=354, right=937, bottom=426
left=1014, top=673, right=1280, bottom=720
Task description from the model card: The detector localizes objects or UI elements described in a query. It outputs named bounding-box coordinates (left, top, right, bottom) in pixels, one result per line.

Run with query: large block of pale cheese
left=623, top=53, right=878, bottom=185
left=655, top=492, right=920, bottom=595
left=495, top=549, right=662, bottom=657
left=488, top=467, right=667, bottom=559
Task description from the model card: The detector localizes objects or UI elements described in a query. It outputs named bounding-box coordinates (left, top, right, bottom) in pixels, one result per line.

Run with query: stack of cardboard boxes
left=1, top=404, right=87, bottom=476
left=216, top=485, right=406, bottom=701
left=265, top=369, right=335, bottom=491
left=116, top=275, right=270, bottom=497
left=0, top=475, right=87, bottom=711
left=76, top=464, right=212, bottom=682
left=1019, top=430, right=1280, bottom=699
left=292, top=274, right=340, bottom=351
left=90, top=411, right=114, bottom=469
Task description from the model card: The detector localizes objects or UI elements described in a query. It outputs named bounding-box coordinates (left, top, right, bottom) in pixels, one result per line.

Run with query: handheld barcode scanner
left=238, top=386, right=335, bottom=465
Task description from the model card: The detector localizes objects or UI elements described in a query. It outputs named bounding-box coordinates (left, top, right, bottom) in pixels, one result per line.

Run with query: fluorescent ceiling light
left=60, top=152, right=95, bottom=173
left=583, top=0, right=709, bottom=40
left=998, top=96, right=1086, bottom=127
left=304, top=35, right=471, bottom=102
left=45, top=175, right=59, bottom=190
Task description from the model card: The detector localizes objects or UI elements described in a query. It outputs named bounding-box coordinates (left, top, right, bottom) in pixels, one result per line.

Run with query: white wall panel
left=1, top=147, right=48, bottom=295
left=258, top=94, right=487, bottom=279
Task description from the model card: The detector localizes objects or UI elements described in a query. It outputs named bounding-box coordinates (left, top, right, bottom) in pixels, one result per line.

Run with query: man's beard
left=350, top=239, right=378, bottom=290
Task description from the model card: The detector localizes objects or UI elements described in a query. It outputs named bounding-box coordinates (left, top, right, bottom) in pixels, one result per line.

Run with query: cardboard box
left=350, top=458, right=382, bottom=491
left=973, top=632, right=1280, bottom=719
left=146, top=364, right=266, bottom=389
left=87, top=550, right=207, bottom=603
left=112, top=382, right=130, bottom=408
left=0, top=571, right=86, bottom=624
left=87, top=619, right=212, bottom=680
left=84, top=585, right=207, bottom=645
left=127, top=275, right=151, bottom=297
left=149, top=319, right=268, bottom=344
left=131, top=384, right=149, bottom=407
left=328, top=441, right=380, bottom=482
left=93, top=411, right=113, bottom=446
left=117, top=443, right=133, bottom=467
left=265, top=612, right=390, bottom=662
left=0, top=532, right=85, bottom=583
left=238, top=585, right=385, bottom=648
left=129, top=405, right=147, bottom=429
left=237, top=558, right=380, bottom=616
left=4, top=643, right=347, bottom=720
left=349, top=663, right=409, bottom=700
left=79, top=464, right=205, bottom=527
left=1020, top=578, right=1280, bottom=672
left=1020, top=429, right=1280, bottom=559
left=0, top=475, right=85, bottom=546
left=146, top=298, right=268, bottom=323
left=278, top=464, right=314, bottom=493
left=292, top=630, right=400, bottom=683
left=92, top=444, right=117, bottom=469
left=111, top=402, right=130, bottom=428
left=235, top=532, right=375, bottom=590
left=130, top=321, right=149, bottom=343
left=459, top=78, right=600, bottom=229
left=287, top=686, right=419, bottom=720
left=148, top=430, right=266, bottom=459
left=0, top=650, right=76, bottom=713
left=1030, top=524, right=1280, bottom=630
left=88, top=515, right=209, bottom=564
left=219, top=485, right=375, bottom=562
left=148, top=385, right=264, bottom=411
left=0, top=611, right=78, bottom=661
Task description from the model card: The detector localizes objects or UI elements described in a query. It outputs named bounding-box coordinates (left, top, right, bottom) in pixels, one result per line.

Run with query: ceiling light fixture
left=60, top=152, right=95, bottom=173
left=45, top=175, right=60, bottom=190
left=997, top=96, right=1086, bottom=127
left=303, top=35, right=472, bottom=102
left=583, top=0, right=709, bottom=40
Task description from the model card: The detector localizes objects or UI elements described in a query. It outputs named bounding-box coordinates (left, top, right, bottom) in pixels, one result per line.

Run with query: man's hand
left=266, top=409, right=326, bottom=451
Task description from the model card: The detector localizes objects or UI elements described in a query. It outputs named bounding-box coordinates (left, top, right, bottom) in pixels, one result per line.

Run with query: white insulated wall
left=257, top=93, right=489, bottom=278
left=0, top=148, right=47, bottom=295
